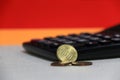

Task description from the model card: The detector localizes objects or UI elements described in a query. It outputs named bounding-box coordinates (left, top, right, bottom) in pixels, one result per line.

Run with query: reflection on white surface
left=0, top=46, right=120, bottom=80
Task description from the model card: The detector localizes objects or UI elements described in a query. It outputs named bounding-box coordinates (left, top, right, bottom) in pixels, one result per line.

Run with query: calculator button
left=30, top=40, right=50, bottom=48
left=74, top=43, right=86, bottom=48
left=98, top=40, right=111, bottom=44
left=56, top=39, right=67, bottom=42
left=50, top=42, right=60, bottom=48
left=59, top=39, right=72, bottom=43
left=114, top=34, right=120, bottom=38
left=62, top=41, right=75, bottom=44
left=79, top=33, right=92, bottom=38
left=31, top=39, right=42, bottom=45
left=89, top=37, right=101, bottom=41
left=86, top=41, right=98, bottom=46
left=50, top=38, right=74, bottom=44
left=76, top=39, right=88, bottom=43
left=94, top=33, right=103, bottom=37
left=111, top=38, right=120, bottom=42
left=80, top=35, right=92, bottom=38
left=37, top=40, right=60, bottom=50
left=70, top=37, right=80, bottom=41
left=64, top=36, right=75, bottom=40
left=102, top=35, right=111, bottom=40
left=38, top=40, right=53, bottom=46
left=49, top=38, right=64, bottom=42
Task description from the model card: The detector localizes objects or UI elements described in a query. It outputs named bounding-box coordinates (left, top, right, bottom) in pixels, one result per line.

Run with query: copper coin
left=51, top=62, right=71, bottom=66
left=72, top=61, right=92, bottom=66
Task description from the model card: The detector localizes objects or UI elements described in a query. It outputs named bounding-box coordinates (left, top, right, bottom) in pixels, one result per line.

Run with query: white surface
left=0, top=46, right=120, bottom=80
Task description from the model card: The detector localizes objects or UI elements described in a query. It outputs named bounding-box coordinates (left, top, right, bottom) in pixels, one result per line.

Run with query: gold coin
left=72, top=61, right=92, bottom=66
left=51, top=61, right=71, bottom=66
left=57, top=44, right=78, bottom=63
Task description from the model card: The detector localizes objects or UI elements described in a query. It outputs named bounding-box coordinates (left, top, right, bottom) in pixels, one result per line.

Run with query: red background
left=0, top=0, right=120, bottom=29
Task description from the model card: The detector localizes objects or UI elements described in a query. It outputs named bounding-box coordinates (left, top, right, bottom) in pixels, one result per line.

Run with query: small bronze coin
left=72, top=61, right=92, bottom=66
left=51, top=62, right=71, bottom=66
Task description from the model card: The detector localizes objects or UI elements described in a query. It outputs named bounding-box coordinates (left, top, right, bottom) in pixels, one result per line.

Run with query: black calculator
left=23, top=24, right=120, bottom=61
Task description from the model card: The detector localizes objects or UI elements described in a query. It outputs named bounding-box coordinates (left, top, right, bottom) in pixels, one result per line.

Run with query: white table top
left=0, top=46, right=120, bottom=80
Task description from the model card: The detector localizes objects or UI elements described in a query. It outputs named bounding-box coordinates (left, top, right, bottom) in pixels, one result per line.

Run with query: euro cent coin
left=72, top=61, right=92, bottom=66
left=57, top=44, right=78, bottom=63
left=51, top=61, right=71, bottom=66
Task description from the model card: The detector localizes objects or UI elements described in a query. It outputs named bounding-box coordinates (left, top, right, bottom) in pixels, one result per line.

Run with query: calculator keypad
left=29, top=33, right=120, bottom=51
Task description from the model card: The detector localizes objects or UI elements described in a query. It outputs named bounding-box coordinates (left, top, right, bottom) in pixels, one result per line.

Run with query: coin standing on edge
left=57, top=44, right=78, bottom=63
